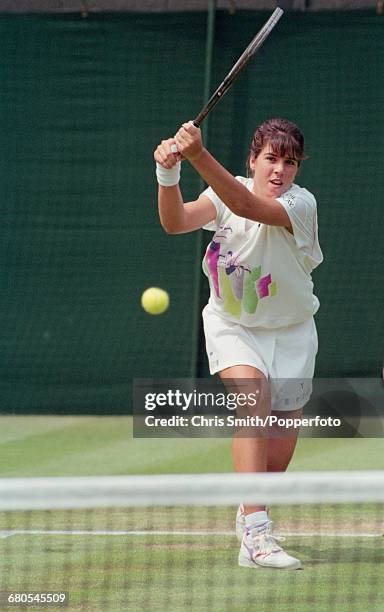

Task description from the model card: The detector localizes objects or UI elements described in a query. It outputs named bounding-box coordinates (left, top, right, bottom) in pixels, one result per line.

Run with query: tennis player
left=154, top=117, right=323, bottom=570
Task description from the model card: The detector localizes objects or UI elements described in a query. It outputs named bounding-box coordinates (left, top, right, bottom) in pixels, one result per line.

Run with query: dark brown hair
left=247, top=117, right=306, bottom=175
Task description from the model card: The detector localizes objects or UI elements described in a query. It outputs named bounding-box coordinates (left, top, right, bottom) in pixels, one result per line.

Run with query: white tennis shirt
left=202, top=177, right=323, bottom=328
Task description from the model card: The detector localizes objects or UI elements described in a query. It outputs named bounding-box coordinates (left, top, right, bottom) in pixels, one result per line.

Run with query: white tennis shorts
left=202, top=305, right=318, bottom=412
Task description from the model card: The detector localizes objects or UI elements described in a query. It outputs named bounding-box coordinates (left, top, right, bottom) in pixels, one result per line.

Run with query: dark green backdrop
left=0, top=10, right=382, bottom=413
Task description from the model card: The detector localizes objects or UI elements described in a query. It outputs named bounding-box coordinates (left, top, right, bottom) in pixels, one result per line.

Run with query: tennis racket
left=193, top=7, right=284, bottom=127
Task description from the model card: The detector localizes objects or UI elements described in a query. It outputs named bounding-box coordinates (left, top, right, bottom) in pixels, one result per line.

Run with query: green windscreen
left=0, top=10, right=382, bottom=414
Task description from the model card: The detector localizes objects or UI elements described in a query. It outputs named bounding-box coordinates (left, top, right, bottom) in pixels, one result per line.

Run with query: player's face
left=250, top=145, right=299, bottom=198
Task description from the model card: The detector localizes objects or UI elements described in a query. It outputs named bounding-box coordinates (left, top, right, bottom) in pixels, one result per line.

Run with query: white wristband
left=156, top=162, right=181, bottom=187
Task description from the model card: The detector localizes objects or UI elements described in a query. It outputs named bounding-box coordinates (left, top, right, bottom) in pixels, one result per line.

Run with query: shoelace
left=250, top=521, right=286, bottom=555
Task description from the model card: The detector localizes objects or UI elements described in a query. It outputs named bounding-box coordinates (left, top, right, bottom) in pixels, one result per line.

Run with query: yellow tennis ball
left=141, top=287, right=169, bottom=315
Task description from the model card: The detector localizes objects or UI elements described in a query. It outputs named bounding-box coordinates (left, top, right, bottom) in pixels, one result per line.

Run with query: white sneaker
left=238, top=521, right=301, bottom=570
left=235, top=504, right=246, bottom=542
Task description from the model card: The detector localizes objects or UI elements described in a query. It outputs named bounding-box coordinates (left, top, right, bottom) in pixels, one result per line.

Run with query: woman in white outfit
left=154, top=117, right=323, bottom=570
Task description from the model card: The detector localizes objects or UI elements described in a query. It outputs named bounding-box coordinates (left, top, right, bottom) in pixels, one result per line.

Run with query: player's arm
left=154, top=138, right=216, bottom=234
left=158, top=188, right=216, bottom=234
left=174, top=122, right=291, bottom=229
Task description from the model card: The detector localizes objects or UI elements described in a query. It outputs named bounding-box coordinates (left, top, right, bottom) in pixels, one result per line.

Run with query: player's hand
left=174, top=121, right=204, bottom=162
left=154, top=138, right=182, bottom=169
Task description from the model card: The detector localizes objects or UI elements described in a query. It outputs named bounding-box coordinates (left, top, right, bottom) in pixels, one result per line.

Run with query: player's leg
left=220, top=364, right=269, bottom=513
left=222, top=374, right=302, bottom=492
left=267, top=408, right=302, bottom=471
left=236, top=408, right=302, bottom=540
left=220, top=365, right=301, bottom=569
left=234, top=318, right=316, bottom=568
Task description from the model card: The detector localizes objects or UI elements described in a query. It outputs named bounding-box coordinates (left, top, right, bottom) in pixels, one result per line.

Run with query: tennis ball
left=141, top=287, right=169, bottom=315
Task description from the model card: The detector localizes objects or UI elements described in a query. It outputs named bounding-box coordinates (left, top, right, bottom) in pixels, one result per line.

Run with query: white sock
left=245, top=510, right=269, bottom=532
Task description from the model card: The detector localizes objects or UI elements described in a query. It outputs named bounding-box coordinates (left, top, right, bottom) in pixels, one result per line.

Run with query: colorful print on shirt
left=203, top=224, right=277, bottom=319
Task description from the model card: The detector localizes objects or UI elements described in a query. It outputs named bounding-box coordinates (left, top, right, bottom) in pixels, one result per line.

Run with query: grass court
left=0, top=416, right=383, bottom=610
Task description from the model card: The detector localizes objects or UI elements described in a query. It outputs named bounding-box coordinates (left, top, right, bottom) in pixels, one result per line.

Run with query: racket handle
left=193, top=108, right=209, bottom=128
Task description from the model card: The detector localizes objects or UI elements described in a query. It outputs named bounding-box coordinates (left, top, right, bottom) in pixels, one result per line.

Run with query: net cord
left=0, top=471, right=383, bottom=510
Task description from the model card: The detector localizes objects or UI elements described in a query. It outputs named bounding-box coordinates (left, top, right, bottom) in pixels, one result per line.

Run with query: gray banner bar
left=133, top=378, right=384, bottom=438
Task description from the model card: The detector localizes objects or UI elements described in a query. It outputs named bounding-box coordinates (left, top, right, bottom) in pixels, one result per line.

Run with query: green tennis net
left=1, top=472, right=383, bottom=610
